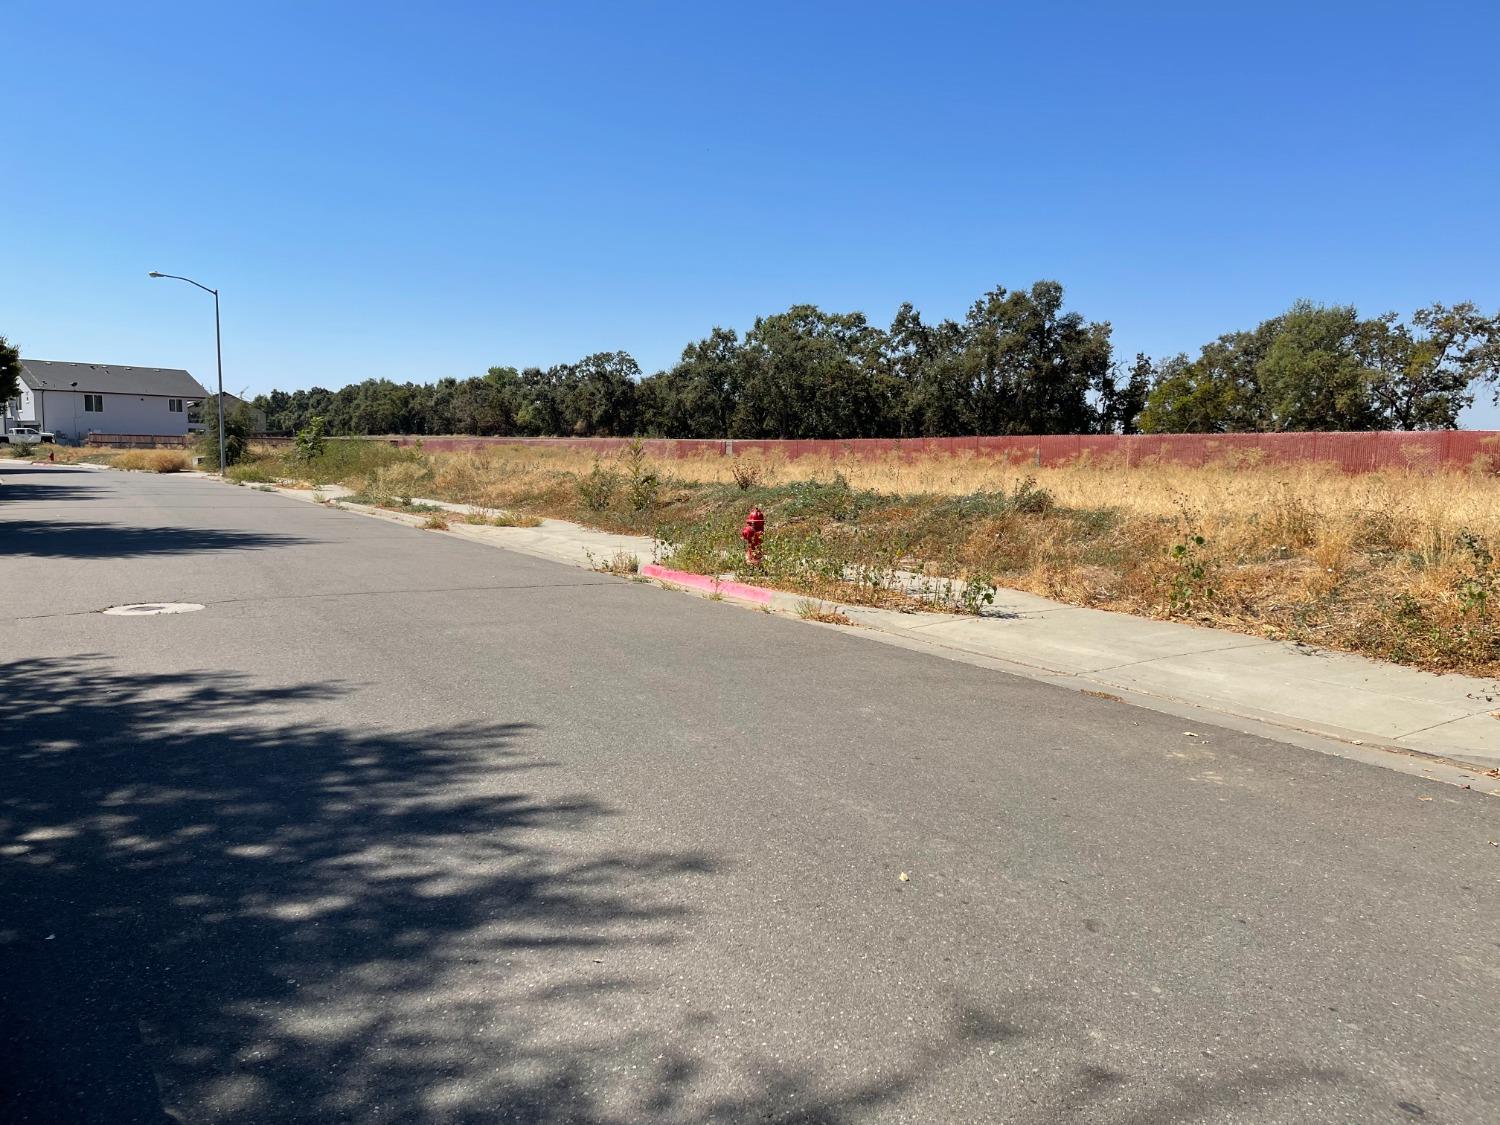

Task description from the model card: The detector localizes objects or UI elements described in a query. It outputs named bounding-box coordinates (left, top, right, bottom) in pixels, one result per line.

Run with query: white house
left=4, top=360, right=209, bottom=442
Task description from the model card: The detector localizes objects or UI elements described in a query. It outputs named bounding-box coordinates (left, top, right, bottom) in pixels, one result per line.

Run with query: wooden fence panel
left=84, top=434, right=191, bottom=449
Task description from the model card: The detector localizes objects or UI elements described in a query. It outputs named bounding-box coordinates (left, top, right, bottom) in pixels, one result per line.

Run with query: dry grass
left=115, top=449, right=191, bottom=473
left=795, top=599, right=855, bottom=625
left=431, top=442, right=1497, bottom=531
left=461, top=509, right=543, bottom=528
left=19, top=445, right=193, bottom=468
left=591, top=550, right=640, bottom=576
left=230, top=440, right=1500, bottom=676
left=3, top=444, right=101, bottom=463
left=413, top=444, right=1500, bottom=571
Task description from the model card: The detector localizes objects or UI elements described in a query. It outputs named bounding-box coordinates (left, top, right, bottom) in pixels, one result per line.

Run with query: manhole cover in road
left=101, top=603, right=206, bottom=616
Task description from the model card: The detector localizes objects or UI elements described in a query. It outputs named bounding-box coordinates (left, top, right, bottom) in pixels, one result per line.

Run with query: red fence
left=391, top=431, right=1500, bottom=474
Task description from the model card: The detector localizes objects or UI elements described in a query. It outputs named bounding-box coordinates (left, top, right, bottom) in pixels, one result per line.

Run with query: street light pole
left=213, top=287, right=223, bottom=476
left=148, top=271, right=225, bottom=475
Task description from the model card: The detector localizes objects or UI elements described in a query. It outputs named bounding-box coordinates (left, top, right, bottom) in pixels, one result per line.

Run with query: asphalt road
left=2, top=463, right=1498, bottom=1125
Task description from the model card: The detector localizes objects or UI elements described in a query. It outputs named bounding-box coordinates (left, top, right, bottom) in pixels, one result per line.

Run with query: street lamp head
left=148, top=271, right=163, bottom=278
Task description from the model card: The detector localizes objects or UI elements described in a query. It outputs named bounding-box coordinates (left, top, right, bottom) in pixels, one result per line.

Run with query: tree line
left=237, top=282, right=1493, bottom=438
left=0, top=336, right=21, bottom=412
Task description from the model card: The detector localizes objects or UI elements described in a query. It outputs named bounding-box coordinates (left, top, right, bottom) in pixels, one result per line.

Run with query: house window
left=168, top=398, right=183, bottom=413
left=83, top=394, right=104, bottom=412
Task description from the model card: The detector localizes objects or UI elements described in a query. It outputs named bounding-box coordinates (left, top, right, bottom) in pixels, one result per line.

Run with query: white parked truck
left=1, top=426, right=56, bottom=446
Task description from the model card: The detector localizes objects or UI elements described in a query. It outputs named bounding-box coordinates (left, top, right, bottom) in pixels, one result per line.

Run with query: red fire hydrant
left=740, top=506, right=765, bottom=566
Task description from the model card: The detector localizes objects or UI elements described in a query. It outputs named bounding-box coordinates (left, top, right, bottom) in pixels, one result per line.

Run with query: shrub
left=117, top=449, right=190, bottom=473
left=1009, top=476, right=1055, bottom=514
left=783, top=473, right=862, bottom=520
left=198, top=400, right=252, bottom=468
left=294, top=416, right=327, bottom=461
left=621, top=438, right=661, bottom=511
left=577, top=460, right=621, bottom=511
left=368, top=461, right=432, bottom=506
left=730, top=459, right=766, bottom=490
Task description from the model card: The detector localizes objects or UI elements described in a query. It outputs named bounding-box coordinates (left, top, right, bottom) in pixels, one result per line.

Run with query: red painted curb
left=639, top=563, right=774, bottom=604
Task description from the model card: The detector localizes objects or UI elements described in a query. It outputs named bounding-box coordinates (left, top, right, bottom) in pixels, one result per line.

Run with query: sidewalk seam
left=1085, top=639, right=1281, bottom=674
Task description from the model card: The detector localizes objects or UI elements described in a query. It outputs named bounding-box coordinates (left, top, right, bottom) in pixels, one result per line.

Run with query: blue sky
left=4, top=1, right=1499, bottom=422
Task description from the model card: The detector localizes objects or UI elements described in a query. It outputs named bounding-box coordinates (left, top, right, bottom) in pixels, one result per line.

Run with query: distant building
left=5, top=359, right=208, bottom=441
left=188, top=392, right=269, bottom=434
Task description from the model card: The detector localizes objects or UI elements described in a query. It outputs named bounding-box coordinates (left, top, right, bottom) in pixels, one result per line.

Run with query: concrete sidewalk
left=259, top=479, right=1500, bottom=774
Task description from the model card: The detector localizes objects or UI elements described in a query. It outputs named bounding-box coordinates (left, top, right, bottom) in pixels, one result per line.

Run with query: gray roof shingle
left=19, top=359, right=208, bottom=398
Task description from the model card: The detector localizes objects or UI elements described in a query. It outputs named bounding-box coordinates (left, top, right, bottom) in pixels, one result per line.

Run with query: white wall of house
left=31, top=390, right=193, bottom=440
left=6, top=386, right=37, bottom=429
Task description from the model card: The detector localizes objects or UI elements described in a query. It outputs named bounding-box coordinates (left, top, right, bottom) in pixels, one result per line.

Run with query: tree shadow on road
left=0, top=466, right=111, bottom=504
left=0, top=657, right=1032, bottom=1124
left=0, top=520, right=312, bottom=559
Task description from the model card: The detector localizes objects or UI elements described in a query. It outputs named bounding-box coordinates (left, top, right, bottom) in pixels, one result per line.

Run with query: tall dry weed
left=116, top=449, right=190, bottom=473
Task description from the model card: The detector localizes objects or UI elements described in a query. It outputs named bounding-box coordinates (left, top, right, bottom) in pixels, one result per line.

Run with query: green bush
left=621, top=439, right=661, bottom=511
left=577, top=460, right=621, bottom=511
left=781, top=473, right=865, bottom=520
left=289, top=439, right=416, bottom=485
left=198, top=400, right=252, bottom=468
left=294, top=415, right=327, bottom=461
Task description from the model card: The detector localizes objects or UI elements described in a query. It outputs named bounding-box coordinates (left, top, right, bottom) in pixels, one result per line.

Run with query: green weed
left=226, top=463, right=276, bottom=483
left=577, top=460, right=621, bottom=511
left=621, top=438, right=661, bottom=511
left=1168, top=533, right=1216, bottom=612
